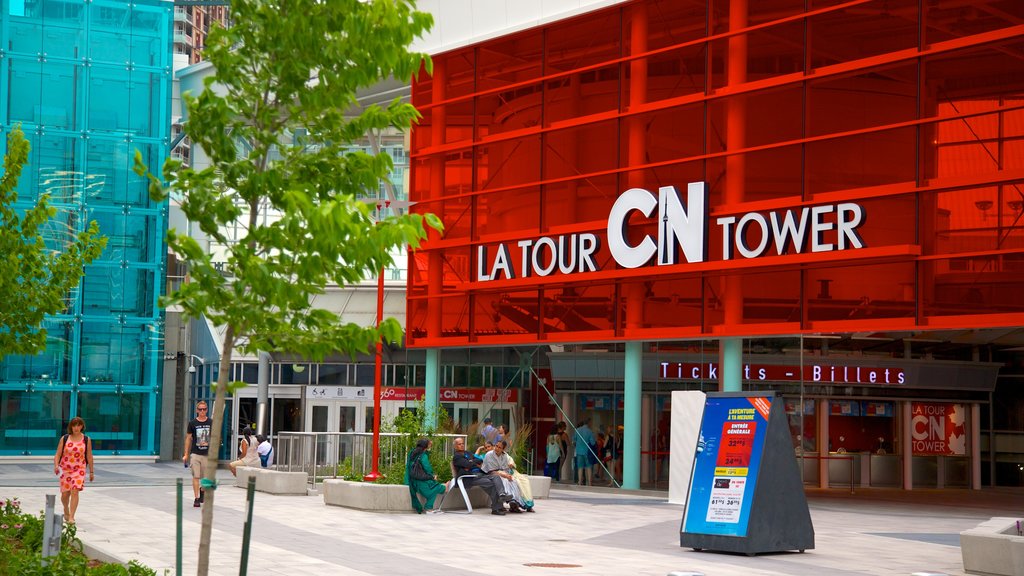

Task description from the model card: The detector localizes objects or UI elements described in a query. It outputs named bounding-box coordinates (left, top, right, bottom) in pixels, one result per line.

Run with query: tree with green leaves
left=0, top=128, right=107, bottom=357
left=134, top=1, right=436, bottom=573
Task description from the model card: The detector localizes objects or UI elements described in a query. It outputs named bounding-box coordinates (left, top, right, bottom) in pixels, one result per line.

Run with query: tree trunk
left=196, top=325, right=235, bottom=575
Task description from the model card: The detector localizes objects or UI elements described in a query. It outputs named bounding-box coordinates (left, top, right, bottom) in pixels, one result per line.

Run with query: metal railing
left=274, top=432, right=466, bottom=487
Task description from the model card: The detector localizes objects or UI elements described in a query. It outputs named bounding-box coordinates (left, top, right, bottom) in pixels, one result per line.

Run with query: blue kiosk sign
left=683, top=394, right=772, bottom=536
left=680, top=392, right=814, bottom=554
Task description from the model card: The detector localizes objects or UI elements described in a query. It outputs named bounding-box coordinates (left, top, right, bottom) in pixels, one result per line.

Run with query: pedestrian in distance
left=405, top=438, right=445, bottom=514
left=182, top=400, right=212, bottom=508
left=544, top=426, right=561, bottom=478
left=229, top=426, right=259, bottom=476
left=54, top=416, right=94, bottom=525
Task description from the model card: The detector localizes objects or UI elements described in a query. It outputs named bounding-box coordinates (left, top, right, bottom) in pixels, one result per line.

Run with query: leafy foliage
left=0, top=497, right=155, bottom=575
left=132, top=1, right=436, bottom=572
left=0, top=128, right=107, bottom=356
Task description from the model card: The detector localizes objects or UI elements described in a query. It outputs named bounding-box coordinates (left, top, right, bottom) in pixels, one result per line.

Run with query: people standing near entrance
left=556, top=421, right=569, bottom=482
left=574, top=418, right=597, bottom=486
left=53, top=417, right=94, bottom=525
left=544, top=426, right=561, bottom=478
left=182, top=401, right=212, bottom=508
left=602, top=425, right=619, bottom=485
left=405, top=438, right=445, bottom=514
left=594, top=432, right=608, bottom=481
left=229, top=426, right=259, bottom=476
left=480, top=417, right=497, bottom=445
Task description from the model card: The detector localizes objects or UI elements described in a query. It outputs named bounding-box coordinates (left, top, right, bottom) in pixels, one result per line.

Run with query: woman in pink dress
left=53, top=417, right=95, bottom=525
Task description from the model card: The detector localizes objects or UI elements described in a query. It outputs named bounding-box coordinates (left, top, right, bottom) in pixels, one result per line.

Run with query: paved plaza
left=0, top=462, right=1020, bottom=576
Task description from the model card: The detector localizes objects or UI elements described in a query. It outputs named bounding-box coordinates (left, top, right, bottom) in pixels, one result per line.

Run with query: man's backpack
left=57, top=434, right=91, bottom=464
left=259, top=446, right=273, bottom=468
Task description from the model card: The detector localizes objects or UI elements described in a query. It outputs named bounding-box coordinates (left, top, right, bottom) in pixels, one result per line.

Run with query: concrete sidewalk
left=1, top=462, right=1021, bottom=576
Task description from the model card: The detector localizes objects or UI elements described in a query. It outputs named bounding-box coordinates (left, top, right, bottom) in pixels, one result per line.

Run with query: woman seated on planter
left=481, top=440, right=535, bottom=513
left=405, top=438, right=445, bottom=514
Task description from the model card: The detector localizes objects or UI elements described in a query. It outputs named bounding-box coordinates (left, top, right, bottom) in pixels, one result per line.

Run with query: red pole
left=364, top=264, right=385, bottom=481
left=364, top=201, right=387, bottom=481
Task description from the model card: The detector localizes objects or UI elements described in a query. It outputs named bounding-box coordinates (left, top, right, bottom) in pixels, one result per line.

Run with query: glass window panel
left=476, top=81, right=541, bottom=139
left=806, top=262, right=916, bottom=322
left=7, top=18, right=42, bottom=55
left=90, top=30, right=131, bottom=65
left=279, top=364, right=310, bottom=385
left=116, top=268, right=155, bottom=317
left=543, top=174, right=619, bottom=231
left=706, top=144, right=803, bottom=205
left=8, top=59, right=43, bottom=125
left=0, top=391, right=69, bottom=454
left=127, top=142, right=162, bottom=207
left=129, top=70, right=165, bottom=136
left=806, top=127, right=916, bottom=195
left=807, top=64, right=917, bottom=138
left=36, top=61, right=78, bottom=130
left=84, top=139, right=126, bottom=204
left=86, top=208, right=127, bottom=261
left=78, top=391, right=146, bottom=451
left=81, top=266, right=122, bottom=316
left=317, top=364, right=346, bottom=386
left=930, top=186, right=1001, bottom=255
left=89, top=1, right=132, bottom=33
left=546, top=10, right=620, bottom=73
left=435, top=47, right=475, bottom=101
left=543, top=119, right=618, bottom=180
left=543, top=64, right=620, bottom=126
left=41, top=22, right=84, bottom=60
left=925, top=0, right=1024, bottom=45
left=472, top=290, right=540, bottom=338
left=36, top=134, right=81, bottom=203
left=476, top=135, right=541, bottom=190
left=88, top=67, right=131, bottom=132
left=42, top=0, right=86, bottom=27
left=477, top=29, right=543, bottom=90
left=923, top=256, right=1023, bottom=318
left=622, top=104, right=704, bottom=166
left=710, top=20, right=805, bottom=91
left=808, top=0, right=918, bottom=70
left=476, top=186, right=540, bottom=241
left=709, top=86, right=803, bottom=151
left=622, top=47, right=706, bottom=110
left=630, top=0, right=706, bottom=53
left=0, top=321, right=72, bottom=382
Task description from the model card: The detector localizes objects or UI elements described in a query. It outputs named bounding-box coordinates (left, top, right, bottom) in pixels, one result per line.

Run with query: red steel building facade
left=407, top=0, right=1024, bottom=489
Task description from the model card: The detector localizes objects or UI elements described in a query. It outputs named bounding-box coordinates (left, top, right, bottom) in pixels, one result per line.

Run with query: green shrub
left=0, top=497, right=157, bottom=575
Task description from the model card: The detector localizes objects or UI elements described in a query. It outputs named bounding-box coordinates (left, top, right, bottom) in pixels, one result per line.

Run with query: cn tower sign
left=476, top=182, right=866, bottom=281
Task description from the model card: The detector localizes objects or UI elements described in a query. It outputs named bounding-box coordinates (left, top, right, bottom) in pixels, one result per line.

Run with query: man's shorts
left=575, top=454, right=590, bottom=469
left=189, top=454, right=208, bottom=479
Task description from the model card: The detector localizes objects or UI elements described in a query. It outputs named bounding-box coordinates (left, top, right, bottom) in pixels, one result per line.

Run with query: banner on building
left=911, top=402, right=966, bottom=455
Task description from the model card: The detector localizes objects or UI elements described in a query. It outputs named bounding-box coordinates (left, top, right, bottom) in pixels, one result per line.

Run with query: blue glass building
left=0, top=0, right=172, bottom=455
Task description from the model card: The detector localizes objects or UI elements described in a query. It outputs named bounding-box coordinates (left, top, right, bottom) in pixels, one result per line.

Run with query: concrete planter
left=235, top=467, right=309, bottom=495
left=323, top=475, right=552, bottom=513
left=961, top=517, right=1024, bottom=576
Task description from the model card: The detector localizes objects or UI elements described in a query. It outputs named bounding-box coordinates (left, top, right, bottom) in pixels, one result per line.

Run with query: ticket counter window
left=827, top=400, right=899, bottom=488
left=785, top=399, right=816, bottom=453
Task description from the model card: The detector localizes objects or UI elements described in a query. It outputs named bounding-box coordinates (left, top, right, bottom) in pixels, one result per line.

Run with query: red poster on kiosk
left=910, top=402, right=966, bottom=456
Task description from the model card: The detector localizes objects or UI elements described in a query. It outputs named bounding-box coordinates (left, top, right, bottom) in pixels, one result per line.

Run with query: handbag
left=409, top=455, right=432, bottom=481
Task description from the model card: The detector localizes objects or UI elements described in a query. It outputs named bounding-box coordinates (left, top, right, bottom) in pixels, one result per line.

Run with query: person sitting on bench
left=482, top=440, right=534, bottom=513
left=453, top=437, right=510, bottom=516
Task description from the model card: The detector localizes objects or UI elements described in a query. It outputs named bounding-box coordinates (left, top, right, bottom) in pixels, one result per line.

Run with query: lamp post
left=364, top=200, right=389, bottom=481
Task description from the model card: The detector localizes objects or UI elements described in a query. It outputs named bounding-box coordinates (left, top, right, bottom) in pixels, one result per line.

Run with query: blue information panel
left=682, top=395, right=773, bottom=537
